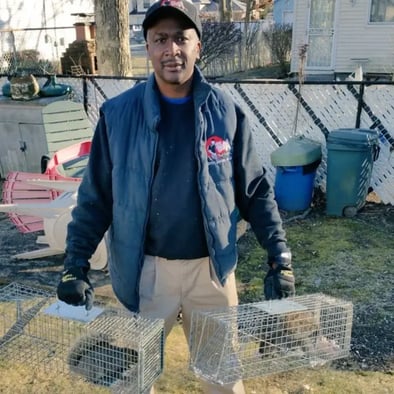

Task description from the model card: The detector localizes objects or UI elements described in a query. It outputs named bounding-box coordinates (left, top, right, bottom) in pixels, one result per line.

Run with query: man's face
left=146, top=17, right=201, bottom=97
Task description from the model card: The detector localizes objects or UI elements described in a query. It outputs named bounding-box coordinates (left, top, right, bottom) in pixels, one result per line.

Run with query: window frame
left=369, top=0, right=394, bottom=24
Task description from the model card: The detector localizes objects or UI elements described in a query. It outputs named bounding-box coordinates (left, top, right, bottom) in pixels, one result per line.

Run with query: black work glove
left=264, top=252, right=295, bottom=300
left=57, top=267, right=94, bottom=310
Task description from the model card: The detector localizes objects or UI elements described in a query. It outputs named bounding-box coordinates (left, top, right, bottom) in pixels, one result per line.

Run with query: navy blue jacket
left=65, top=67, right=289, bottom=312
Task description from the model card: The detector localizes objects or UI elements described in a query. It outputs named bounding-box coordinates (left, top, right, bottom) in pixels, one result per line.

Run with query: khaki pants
left=139, top=255, right=246, bottom=394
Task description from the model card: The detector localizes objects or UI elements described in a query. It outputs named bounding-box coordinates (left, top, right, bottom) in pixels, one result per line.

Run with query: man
left=57, top=1, right=295, bottom=392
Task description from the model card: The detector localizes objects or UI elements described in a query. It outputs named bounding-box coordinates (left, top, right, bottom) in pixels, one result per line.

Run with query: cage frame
left=189, top=293, right=353, bottom=385
left=0, top=282, right=165, bottom=394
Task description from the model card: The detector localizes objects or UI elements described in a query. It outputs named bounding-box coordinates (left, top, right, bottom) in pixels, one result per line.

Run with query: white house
left=273, top=0, right=294, bottom=25
left=0, top=0, right=95, bottom=64
left=290, top=0, right=394, bottom=80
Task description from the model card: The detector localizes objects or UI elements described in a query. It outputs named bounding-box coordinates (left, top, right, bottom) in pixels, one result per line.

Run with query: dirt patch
left=0, top=213, right=112, bottom=297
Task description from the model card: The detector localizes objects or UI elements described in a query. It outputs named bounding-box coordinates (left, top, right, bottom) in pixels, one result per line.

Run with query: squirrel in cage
left=68, top=333, right=138, bottom=386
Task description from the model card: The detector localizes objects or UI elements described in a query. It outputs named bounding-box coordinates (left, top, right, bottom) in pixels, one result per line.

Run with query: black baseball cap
left=142, top=0, right=202, bottom=39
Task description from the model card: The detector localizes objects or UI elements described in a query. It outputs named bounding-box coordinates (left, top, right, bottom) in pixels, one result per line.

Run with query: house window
left=370, top=0, right=394, bottom=23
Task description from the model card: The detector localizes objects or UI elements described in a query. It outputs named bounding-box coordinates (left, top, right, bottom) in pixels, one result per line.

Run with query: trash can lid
left=271, top=136, right=322, bottom=166
left=328, top=129, right=379, bottom=145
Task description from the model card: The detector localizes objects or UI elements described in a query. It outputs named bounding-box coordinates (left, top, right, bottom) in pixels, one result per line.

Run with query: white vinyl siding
left=290, top=0, right=310, bottom=73
left=335, top=0, right=394, bottom=74
left=291, top=0, right=394, bottom=75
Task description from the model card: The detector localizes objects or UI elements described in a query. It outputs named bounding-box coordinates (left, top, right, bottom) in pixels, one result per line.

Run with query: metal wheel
left=343, top=206, right=358, bottom=218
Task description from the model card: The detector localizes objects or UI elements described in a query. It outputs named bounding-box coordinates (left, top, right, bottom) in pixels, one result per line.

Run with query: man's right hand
left=57, top=267, right=94, bottom=310
left=264, top=252, right=295, bottom=300
left=264, top=265, right=295, bottom=300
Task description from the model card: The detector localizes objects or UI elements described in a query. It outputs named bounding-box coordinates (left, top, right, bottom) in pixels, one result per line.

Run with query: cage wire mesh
left=0, top=282, right=164, bottom=393
left=189, top=293, right=353, bottom=385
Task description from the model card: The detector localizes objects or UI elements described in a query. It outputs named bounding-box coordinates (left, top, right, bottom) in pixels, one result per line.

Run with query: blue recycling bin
left=271, top=136, right=322, bottom=211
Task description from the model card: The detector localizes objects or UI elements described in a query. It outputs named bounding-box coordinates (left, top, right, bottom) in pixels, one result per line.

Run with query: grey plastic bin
left=326, top=128, right=380, bottom=217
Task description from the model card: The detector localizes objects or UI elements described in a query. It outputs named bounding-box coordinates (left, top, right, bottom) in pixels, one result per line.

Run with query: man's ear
left=146, top=42, right=151, bottom=60
left=145, top=30, right=150, bottom=53
left=196, top=42, right=202, bottom=60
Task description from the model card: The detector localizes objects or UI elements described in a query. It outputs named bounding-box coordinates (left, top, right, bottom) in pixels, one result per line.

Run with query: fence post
left=82, top=76, right=88, bottom=113
left=355, top=82, right=365, bottom=128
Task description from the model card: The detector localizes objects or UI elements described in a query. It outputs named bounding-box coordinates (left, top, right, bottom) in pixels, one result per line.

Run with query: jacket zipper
left=196, top=104, right=218, bottom=277
left=136, top=124, right=159, bottom=305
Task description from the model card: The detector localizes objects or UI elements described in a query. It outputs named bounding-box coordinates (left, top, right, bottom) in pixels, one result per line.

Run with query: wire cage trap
left=189, top=293, right=353, bottom=385
left=0, top=282, right=164, bottom=393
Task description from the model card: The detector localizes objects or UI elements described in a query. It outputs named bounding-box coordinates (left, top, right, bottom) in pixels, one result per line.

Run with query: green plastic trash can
left=326, top=128, right=380, bottom=217
left=271, top=136, right=322, bottom=211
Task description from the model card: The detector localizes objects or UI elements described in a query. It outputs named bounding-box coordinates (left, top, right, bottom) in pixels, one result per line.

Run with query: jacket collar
left=143, top=66, right=211, bottom=131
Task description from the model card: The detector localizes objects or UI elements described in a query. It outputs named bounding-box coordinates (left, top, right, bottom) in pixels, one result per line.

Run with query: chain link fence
left=0, top=74, right=392, bottom=204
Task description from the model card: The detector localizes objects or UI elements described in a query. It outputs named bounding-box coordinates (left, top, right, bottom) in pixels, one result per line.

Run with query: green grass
left=237, top=210, right=393, bottom=305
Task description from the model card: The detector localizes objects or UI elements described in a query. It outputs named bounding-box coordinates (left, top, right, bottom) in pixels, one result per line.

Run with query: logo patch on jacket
left=206, top=136, right=232, bottom=164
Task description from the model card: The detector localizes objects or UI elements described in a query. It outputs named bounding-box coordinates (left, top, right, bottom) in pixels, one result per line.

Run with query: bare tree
left=198, top=22, right=242, bottom=71
left=240, top=0, right=255, bottom=70
left=94, top=0, right=132, bottom=76
left=244, top=24, right=262, bottom=69
left=262, top=23, right=292, bottom=77
left=244, top=0, right=255, bottom=23
left=219, top=0, right=233, bottom=22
